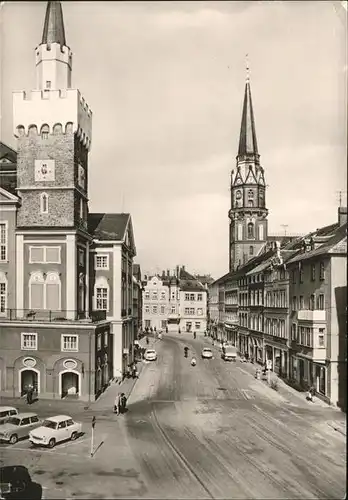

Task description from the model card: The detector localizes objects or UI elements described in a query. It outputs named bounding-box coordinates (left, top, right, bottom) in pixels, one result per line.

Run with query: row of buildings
left=141, top=267, right=211, bottom=333
left=0, top=1, right=144, bottom=401
left=208, top=67, right=347, bottom=410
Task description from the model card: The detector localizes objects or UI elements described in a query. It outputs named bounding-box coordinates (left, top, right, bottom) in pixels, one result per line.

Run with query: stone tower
left=14, top=0, right=92, bottom=231
left=13, top=1, right=93, bottom=319
left=229, top=71, right=268, bottom=272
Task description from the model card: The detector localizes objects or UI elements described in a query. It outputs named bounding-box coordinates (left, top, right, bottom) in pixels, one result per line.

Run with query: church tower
left=13, top=1, right=92, bottom=319
left=229, top=69, right=268, bottom=272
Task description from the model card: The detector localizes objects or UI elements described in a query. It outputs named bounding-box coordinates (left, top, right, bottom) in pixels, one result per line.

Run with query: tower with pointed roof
left=13, top=1, right=93, bottom=319
left=229, top=69, right=268, bottom=271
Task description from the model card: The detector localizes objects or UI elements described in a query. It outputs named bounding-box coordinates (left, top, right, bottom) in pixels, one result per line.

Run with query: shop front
left=238, top=329, right=249, bottom=356
left=249, top=336, right=264, bottom=363
left=224, top=323, right=238, bottom=345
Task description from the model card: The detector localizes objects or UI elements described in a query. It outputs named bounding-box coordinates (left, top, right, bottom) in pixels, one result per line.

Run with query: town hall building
left=0, top=1, right=139, bottom=401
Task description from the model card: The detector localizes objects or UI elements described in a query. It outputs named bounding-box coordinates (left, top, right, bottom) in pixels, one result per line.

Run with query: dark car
left=0, top=466, right=42, bottom=500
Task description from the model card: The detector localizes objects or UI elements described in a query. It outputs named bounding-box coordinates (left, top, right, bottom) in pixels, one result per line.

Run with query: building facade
left=0, top=1, right=139, bottom=400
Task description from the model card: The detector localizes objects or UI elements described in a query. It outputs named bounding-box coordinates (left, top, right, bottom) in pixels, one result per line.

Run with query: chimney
left=338, top=207, right=347, bottom=226
left=167, top=269, right=170, bottom=276
left=162, top=270, right=165, bottom=278
left=176, top=265, right=179, bottom=277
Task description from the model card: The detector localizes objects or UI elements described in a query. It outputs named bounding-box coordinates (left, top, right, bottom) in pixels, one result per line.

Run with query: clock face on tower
left=35, top=160, right=55, bottom=182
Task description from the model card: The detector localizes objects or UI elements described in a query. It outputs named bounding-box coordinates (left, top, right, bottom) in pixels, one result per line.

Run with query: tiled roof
left=0, top=142, right=17, bottom=164
left=88, top=213, right=130, bottom=241
left=180, top=280, right=206, bottom=292
left=287, top=223, right=347, bottom=264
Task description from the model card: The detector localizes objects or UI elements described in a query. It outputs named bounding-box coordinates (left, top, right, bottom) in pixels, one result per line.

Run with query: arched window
left=53, top=123, right=62, bottom=135
left=248, top=200, right=254, bottom=207
left=28, top=125, right=38, bottom=136
left=94, top=276, right=109, bottom=311
left=29, top=272, right=45, bottom=309
left=45, top=272, right=61, bottom=311
left=259, top=224, right=264, bottom=241
left=40, top=193, right=48, bottom=214
left=247, top=222, right=254, bottom=239
left=40, top=124, right=49, bottom=139
left=0, top=272, right=7, bottom=315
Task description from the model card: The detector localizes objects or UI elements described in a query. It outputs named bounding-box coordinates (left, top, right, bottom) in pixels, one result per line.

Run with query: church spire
left=42, top=1, right=66, bottom=46
left=237, top=58, right=258, bottom=157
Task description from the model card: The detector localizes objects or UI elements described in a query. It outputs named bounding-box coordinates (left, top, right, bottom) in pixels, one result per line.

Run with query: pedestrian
left=114, top=393, right=121, bottom=414
left=26, top=385, right=33, bottom=405
left=132, top=363, right=138, bottom=379
left=120, top=393, right=127, bottom=414
left=146, top=336, right=149, bottom=345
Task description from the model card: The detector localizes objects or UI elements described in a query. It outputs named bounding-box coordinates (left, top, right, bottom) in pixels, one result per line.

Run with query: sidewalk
left=90, top=335, right=157, bottom=412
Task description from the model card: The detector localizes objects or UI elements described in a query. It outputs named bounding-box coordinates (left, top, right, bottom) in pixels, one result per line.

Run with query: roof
left=0, top=406, right=16, bottom=411
left=42, top=1, right=66, bottom=45
left=0, top=142, right=17, bottom=163
left=238, top=80, right=258, bottom=157
left=88, top=213, right=130, bottom=241
left=287, top=223, right=347, bottom=264
left=180, top=280, right=206, bottom=292
left=0, top=142, right=17, bottom=195
left=45, top=415, right=73, bottom=422
left=17, top=412, right=39, bottom=418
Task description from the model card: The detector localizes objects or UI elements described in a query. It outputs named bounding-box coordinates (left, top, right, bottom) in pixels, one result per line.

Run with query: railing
left=1, top=309, right=107, bottom=323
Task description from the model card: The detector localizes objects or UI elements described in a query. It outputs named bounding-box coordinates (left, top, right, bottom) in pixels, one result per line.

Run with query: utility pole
left=336, top=191, right=347, bottom=208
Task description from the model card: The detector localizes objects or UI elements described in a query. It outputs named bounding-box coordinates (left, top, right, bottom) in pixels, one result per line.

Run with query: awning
left=224, top=323, right=237, bottom=330
left=251, top=337, right=263, bottom=349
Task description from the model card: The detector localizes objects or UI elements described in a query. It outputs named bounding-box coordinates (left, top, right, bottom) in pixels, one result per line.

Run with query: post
left=267, top=368, right=271, bottom=385
left=90, top=416, right=96, bottom=457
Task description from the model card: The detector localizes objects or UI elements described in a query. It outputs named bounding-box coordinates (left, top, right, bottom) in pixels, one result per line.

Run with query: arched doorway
left=60, top=371, right=80, bottom=399
left=20, top=369, right=39, bottom=396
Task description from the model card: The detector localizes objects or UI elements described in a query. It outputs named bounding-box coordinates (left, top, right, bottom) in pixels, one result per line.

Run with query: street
left=0, top=333, right=346, bottom=499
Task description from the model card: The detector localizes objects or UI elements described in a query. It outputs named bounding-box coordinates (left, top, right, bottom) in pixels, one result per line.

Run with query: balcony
left=297, top=310, right=326, bottom=322
left=0, top=309, right=107, bottom=323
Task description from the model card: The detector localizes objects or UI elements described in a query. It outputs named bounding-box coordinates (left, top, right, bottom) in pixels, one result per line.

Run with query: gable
left=0, top=186, right=19, bottom=203
left=244, top=168, right=257, bottom=184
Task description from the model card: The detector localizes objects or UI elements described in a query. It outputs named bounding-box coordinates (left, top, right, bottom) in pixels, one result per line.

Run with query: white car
left=0, top=406, right=18, bottom=425
left=144, top=349, right=157, bottom=361
left=201, top=348, right=213, bottom=359
left=29, top=415, right=82, bottom=448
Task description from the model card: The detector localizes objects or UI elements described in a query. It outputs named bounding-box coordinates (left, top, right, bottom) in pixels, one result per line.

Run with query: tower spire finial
left=42, top=1, right=66, bottom=46
left=246, top=53, right=250, bottom=83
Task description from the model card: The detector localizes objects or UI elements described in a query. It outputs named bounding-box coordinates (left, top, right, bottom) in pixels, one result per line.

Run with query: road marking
left=241, top=389, right=250, bottom=400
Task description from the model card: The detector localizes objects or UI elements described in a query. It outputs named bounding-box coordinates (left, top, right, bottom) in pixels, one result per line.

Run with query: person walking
left=120, top=393, right=127, bottom=414
left=26, top=385, right=33, bottom=405
left=114, top=393, right=121, bottom=414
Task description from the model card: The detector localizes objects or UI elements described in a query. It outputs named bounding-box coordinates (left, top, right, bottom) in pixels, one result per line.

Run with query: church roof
left=88, top=213, right=130, bottom=241
left=42, top=1, right=66, bottom=46
left=238, top=80, right=258, bottom=157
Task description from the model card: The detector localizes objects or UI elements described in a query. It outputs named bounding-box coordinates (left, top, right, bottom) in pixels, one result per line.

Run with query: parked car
left=0, top=465, right=42, bottom=500
left=0, top=413, right=41, bottom=445
left=0, top=407, right=18, bottom=426
left=144, top=349, right=157, bottom=361
left=201, top=348, right=213, bottom=359
left=29, top=415, right=82, bottom=448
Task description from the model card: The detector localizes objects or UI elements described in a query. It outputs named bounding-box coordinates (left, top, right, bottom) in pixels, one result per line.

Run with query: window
left=21, top=417, right=30, bottom=426
left=318, top=328, right=325, bottom=347
left=29, top=272, right=45, bottom=309
left=160, top=291, right=166, bottom=300
left=319, top=262, right=325, bottom=281
left=197, top=308, right=203, bottom=315
left=249, top=246, right=254, bottom=255
left=299, top=263, right=303, bottom=283
left=311, top=263, right=316, bottom=281
left=152, top=292, right=158, bottom=300
left=46, top=80, right=51, bottom=89
left=0, top=274, right=7, bottom=314
left=185, top=307, right=190, bottom=315
left=45, top=272, right=61, bottom=310
left=197, top=293, right=203, bottom=301
left=152, top=305, right=157, bottom=314
left=291, top=323, right=297, bottom=341
left=259, top=224, right=264, bottom=241
left=79, top=248, right=85, bottom=267
left=237, top=224, right=243, bottom=241
left=95, top=255, right=109, bottom=270
left=317, top=294, right=324, bottom=310
left=97, top=334, right=102, bottom=350
left=145, top=291, right=150, bottom=300
left=104, top=332, right=108, bottom=347
left=61, top=334, right=78, bottom=352
left=145, top=305, right=150, bottom=313
left=0, top=222, right=8, bottom=261
left=299, top=295, right=304, bottom=309
left=248, top=189, right=254, bottom=199
left=58, top=421, right=66, bottom=429
left=195, top=322, right=201, bottom=330
left=171, top=305, right=176, bottom=314
left=95, top=277, right=108, bottom=310
left=292, top=270, right=296, bottom=284
left=189, top=308, right=195, bottom=315
left=40, top=193, right=48, bottom=214
left=78, top=164, right=86, bottom=190
left=160, top=306, right=165, bottom=314
left=309, top=294, right=315, bottom=311
left=41, top=124, right=49, bottom=139
left=79, top=198, right=84, bottom=219
left=247, top=222, right=254, bottom=239
left=292, top=296, right=297, bottom=311
left=21, top=333, right=37, bottom=350
left=190, top=293, right=195, bottom=301
left=185, top=293, right=189, bottom=301
left=29, top=246, right=61, bottom=264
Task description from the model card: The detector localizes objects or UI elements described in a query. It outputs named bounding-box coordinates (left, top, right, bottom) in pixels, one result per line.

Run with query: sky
left=0, top=1, right=347, bottom=279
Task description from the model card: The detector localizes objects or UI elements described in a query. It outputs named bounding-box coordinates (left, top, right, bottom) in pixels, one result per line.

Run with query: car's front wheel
left=48, top=438, right=56, bottom=448
left=71, top=432, right=78, bottom=441
left=9, top=434, right=18, bottom=445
